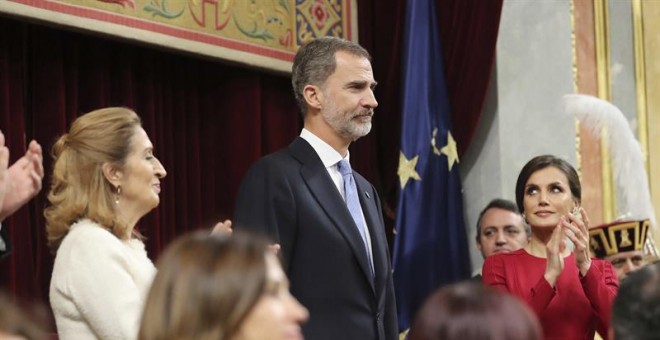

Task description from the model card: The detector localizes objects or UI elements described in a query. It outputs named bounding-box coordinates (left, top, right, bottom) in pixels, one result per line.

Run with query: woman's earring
left=571, top=206, right=582, bottom=218
left=115, top=185, right=121, bottom=204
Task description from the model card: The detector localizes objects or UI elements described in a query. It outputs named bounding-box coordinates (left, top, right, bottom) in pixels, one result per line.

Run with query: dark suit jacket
left=234, top=137, right=397, bottom=340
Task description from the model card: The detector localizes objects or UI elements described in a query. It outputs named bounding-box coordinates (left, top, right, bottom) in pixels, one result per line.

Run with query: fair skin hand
left=543, top=223, right=567, bottom=286
left=0, top=139, right=44, bottom=222
left=562, top=207, right=592, bottom=275
left=212, top=219, right=233, bottom=235
left=0, top=131, right=9, bottom=221
left=543, top=208, right=591, bottom=286
left=211, top=220, right=280, bottom=254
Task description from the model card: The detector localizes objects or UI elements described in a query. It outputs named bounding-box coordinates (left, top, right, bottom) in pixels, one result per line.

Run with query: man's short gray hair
left=291, top=36, right=371, bottom=118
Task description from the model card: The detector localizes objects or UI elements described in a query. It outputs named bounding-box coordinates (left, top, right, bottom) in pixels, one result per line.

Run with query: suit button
left=376, top=312, right=381, bottom=322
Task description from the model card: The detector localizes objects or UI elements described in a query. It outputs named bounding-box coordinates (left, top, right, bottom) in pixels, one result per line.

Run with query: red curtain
left=0, top=0, right=502, bottom=330
left=437, top=0, right=504, bottom=155
left=0, top=17, right=301, bottom=317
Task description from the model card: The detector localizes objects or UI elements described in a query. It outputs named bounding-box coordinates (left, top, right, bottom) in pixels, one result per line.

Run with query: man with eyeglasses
left=589, top=220, right=651, bottom=282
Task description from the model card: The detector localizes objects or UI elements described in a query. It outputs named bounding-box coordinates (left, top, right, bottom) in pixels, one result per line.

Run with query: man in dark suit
left=234, top=37, right=397, bottom=340
left=472, top=198, right=529, bottom=281
left=0, top=131, right=44, bottom=258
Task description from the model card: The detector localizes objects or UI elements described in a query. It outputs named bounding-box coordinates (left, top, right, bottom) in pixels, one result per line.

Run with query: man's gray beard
left=346, top=122, right=372, bottom=141
left=322, top=110, right=373, bottom=141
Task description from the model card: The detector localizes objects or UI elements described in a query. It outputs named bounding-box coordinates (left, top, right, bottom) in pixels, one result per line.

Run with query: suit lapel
left=289, top=138, right=375, bottom=291
left=355, top=174, right=388, bottom=297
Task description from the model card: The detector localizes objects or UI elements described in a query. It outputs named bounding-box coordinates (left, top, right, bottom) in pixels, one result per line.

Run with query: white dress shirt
left=300, top=129, right=374, bottom=268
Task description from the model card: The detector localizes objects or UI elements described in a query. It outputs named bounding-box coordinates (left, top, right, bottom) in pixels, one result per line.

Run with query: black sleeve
left=233, top=159, right=297, bottom=271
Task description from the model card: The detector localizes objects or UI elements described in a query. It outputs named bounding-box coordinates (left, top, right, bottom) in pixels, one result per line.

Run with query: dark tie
left=337, top=159, right=374, bottom=275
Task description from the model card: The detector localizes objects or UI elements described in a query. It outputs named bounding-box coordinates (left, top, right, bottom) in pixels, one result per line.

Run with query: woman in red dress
left=483, top=155, right=618, bottom=339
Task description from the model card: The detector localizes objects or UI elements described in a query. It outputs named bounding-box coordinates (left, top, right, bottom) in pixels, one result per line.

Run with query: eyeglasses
left=609, top=255, right=644, bottom=268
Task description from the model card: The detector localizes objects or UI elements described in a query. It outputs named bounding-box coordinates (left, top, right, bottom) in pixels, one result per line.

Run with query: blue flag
left=392, top=0, right=471, bottom=331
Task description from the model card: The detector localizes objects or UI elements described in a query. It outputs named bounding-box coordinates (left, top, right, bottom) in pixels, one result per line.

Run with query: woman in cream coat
left=45, top=107, right=166, bottom=340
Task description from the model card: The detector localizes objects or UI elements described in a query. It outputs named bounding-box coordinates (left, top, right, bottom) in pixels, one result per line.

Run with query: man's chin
left=344, top=125, right=372, bottom=141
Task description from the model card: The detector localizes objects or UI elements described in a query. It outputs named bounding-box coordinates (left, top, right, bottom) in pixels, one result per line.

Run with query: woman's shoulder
left=484, top=249, right=524, bottom=266
left=485, top=249, right=540, bottom=266
left=65, top=219, right=118, bottom=241
left=56, top=219, right=123, bottom=255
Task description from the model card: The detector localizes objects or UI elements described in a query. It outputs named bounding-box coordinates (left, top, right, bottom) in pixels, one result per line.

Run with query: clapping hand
left=0, top=139, right=44, bottom=222
left=211, top=219, right=280, bottom=255
left=211, top=219, right=233, bottom=236
left=0, top=132, right=9, bottom=221
left=561, top=207, right=592, bottom=276
left=544, top=223, right=567, bottom=287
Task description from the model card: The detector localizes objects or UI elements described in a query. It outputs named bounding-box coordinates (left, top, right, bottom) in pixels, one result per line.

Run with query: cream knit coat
left=50, top=219, right=156, bottom=340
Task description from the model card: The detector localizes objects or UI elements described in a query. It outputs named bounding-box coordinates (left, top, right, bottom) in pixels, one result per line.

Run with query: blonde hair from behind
left=139, top=231, right=270, bottom=340
left=44, top=107, right=141, bottom=252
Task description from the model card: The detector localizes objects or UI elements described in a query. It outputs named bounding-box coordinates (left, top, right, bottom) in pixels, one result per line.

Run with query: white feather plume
left=563, top=94, right=656, bottom=231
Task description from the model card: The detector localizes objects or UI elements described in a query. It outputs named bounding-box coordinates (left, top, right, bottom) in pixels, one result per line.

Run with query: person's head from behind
left=515, top=155, right=581, bottom=230
left=408, top=282, right=541, bottom=340
left=476, top=199, right=530, bottom=258
left=611, top=261, right=660, bottom=340
left=0, top=291, right=46, bottom=340
left=139, top=231, right=308, bottom=340
left=44, top=107, right=166, bottom=251
left=292, top=36, right=377, bottom=143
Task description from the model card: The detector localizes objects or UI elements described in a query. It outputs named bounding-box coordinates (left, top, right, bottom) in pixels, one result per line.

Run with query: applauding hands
left=544, top=207, right=592, bottom=286
left=0, top=133, right=44, bottom=222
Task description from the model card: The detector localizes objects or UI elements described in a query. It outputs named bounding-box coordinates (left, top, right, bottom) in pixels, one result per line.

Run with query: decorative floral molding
left=0, top=0, right=357, bottom=73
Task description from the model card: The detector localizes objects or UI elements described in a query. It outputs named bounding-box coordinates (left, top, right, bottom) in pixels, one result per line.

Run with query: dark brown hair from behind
left=408, top=282, right=541, bottom=340
left=138, top=230, right=271, bottom=340
left=0, top=291, right=47, bottom=340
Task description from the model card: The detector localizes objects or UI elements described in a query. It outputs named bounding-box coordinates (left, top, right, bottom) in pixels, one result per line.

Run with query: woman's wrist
left=578, top=259, right=592, bottom=277
left=544, top=271, right=559, bottom=287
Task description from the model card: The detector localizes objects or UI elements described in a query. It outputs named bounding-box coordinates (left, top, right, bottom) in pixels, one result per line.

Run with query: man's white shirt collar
left=300, top=128, right=349, bottom=166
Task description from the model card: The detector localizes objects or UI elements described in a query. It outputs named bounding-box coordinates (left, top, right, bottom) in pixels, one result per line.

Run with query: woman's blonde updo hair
left=44, top=107, right=142, bottom=251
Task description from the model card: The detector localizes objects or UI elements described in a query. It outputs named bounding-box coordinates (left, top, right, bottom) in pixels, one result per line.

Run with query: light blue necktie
left=337, top=159, right=374, bottom=275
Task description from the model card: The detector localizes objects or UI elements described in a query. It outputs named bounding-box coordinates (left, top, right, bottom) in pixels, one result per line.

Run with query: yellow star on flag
left=431, top=128, right=441, bottom=156
left=398, top=151, right=421, bottom=190
left=440, top=131, right=459, bottom=171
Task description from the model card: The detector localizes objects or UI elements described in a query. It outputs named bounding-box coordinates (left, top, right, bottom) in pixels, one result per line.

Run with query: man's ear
left=101, top=162, right=123, bottom=188
left=303, top=84, right=323, bottom=111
